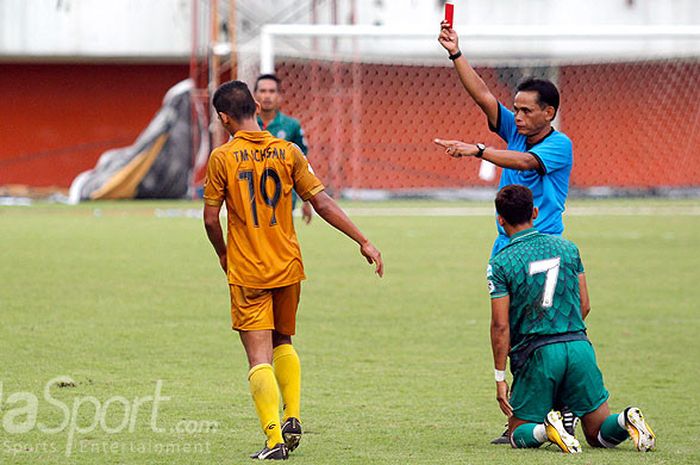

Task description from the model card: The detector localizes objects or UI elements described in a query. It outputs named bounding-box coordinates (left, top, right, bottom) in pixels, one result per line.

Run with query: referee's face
left=513, top=91, right=553, bottom=136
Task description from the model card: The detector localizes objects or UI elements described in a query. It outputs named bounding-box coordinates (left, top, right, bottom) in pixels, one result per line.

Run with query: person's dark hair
left=212, top=80, right=257, bottom=122
left=254, top=74, right=281, bottom=92
left=516, top=78, right=560, bottom=116
left=495, top=185, right=534, bottom=226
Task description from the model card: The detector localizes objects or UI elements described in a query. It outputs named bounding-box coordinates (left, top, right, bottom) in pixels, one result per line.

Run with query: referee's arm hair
left=434, top=140, right=541, bottom=172
left=482, top=148, right=542, bottom=172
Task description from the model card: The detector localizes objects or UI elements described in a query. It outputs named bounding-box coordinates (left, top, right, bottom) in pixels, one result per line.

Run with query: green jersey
left=258, top=111, right=309, bottom=209
left=258, top=111, right=308, bottom=155
left=487, top=228, right=586, bottom=353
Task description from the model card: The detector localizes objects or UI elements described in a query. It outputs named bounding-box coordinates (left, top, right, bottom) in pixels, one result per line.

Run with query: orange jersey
left=204, top=130, right=324, bottom=288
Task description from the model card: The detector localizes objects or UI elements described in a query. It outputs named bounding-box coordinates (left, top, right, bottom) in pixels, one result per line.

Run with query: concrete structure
left=2, top=0, right=699, bottom=61
left=1, top=0, right=698, bottom=190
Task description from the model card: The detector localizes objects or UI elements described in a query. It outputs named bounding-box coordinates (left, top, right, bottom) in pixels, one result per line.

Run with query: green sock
left=512, top=423, right=545, bottom=448
left=599, top=414, right=629, bottom=447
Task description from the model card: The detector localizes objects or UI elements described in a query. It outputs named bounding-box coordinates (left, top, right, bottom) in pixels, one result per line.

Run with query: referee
left=434, top=20, right=574, bottom=256
left=434, top=20, right=576, bottom=443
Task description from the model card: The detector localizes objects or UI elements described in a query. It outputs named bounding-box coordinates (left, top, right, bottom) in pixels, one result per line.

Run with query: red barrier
left=2, top=61, right=697, bottom=190
left=0, top=63, right=188, bottom=187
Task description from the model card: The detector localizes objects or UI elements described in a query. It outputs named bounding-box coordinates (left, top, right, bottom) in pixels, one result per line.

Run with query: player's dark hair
left=212, top=80, right=257, bottom=122
left=495, top=185, right=534, bottom=226
left=516, top=78, right=560, bottom=116
left=254, top=74, right=281, bottom=92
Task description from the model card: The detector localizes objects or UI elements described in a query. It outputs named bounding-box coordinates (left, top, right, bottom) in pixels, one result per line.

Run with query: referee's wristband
left=449, top=50, right=462, bottom=61
left=494, top=369, right=506, bottom=382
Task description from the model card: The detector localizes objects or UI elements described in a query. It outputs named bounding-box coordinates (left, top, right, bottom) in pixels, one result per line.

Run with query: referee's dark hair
left=254, top=74, right=281, bottom=91
left=495, top=185, right=534, bottom=226
left=213, top=80, right=257, bottom=122
left=516, top=78, right=560, bottom=117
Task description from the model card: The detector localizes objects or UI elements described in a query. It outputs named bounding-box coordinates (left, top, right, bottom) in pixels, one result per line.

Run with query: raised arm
left=438, top=21, right=499, bottom=127
left=308, top=191, right=383, bottom=277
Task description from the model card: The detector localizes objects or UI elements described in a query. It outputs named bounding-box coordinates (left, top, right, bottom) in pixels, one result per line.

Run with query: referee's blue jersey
left=490, top=102, right=573, bottom=257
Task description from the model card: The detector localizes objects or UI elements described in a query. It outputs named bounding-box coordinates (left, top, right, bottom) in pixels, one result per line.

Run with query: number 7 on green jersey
left=529, top=257, right=561, bottom=308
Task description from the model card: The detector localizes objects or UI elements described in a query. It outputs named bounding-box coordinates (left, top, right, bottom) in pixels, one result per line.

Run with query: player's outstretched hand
left=496, top=381, right=513, bottom=417
left=434, top=138, right=476, bottom=158
left=438, top=20, right=459, bottom=55
left=360, top=241, right=384, bottom=277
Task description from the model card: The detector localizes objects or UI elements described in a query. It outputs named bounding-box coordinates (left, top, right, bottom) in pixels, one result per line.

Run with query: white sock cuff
left=533, top=424, right=548, bottom=443
left=616, top=412, right=626, bottom=429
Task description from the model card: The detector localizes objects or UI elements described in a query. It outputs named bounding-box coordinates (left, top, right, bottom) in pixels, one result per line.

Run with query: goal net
left=226, top=25, right=700, bottom=199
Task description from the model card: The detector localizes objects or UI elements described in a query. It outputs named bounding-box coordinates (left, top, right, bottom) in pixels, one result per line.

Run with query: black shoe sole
left=283, top=432, right=301, bottom=452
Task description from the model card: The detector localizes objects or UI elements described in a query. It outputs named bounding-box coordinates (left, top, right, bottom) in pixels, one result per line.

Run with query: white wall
left=0, top=0, right=698, bottom=61
left=0, top=0, right=191, bottom=60
left=365, top=0, right=700, bottom=27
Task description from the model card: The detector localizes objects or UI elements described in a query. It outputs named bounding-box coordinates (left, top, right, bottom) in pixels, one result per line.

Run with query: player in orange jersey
left=203, top=80, right=383, bottom=461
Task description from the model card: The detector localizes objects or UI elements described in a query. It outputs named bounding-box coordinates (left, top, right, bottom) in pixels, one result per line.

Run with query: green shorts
left=510, top=340, right=609, bottom=422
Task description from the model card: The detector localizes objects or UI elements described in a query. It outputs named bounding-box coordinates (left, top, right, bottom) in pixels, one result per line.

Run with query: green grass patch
left=0, top=199, right=698, bottom=464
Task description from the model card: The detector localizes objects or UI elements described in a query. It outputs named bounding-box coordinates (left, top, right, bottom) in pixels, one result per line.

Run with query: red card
left=444, top=2, right=454, bottom=27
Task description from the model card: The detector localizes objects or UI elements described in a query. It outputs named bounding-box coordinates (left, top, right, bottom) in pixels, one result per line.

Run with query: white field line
left=154, top=205, right=700, bottom=219
left=343, top=207, right=493, bottom=217
left=568, top=206, right=700, bottom=216
left=341, top=206, right=700, bottom=217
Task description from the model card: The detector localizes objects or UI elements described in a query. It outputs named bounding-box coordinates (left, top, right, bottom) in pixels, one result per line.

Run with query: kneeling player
left=487, top=184, right=656, bottom=453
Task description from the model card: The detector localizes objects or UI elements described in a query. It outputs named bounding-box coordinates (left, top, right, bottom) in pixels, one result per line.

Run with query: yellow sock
left=272, top=344, right=301, bottom=422
left=248, top=364, right=283, bottom=448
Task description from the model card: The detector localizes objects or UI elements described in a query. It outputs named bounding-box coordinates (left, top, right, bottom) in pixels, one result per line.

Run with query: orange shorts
left=229, top=282, right=301, bottom=335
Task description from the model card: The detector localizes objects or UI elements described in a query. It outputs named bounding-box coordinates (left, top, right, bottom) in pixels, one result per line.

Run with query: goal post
left=214, top=23, right=700, bottom=199
left=259, top=24, right=700, bottom=74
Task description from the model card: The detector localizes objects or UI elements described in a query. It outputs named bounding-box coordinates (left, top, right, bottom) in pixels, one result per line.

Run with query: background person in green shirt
left=255, top=74, right=313, bottom=224
left=487, top=184, right=656, bottom=454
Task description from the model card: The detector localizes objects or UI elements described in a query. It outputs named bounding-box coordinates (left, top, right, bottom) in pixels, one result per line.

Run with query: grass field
left=1, top=199, right=699, bottom=464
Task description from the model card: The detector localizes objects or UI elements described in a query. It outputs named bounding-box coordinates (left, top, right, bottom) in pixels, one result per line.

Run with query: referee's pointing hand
left=434, top=138, right=477, bottom=158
